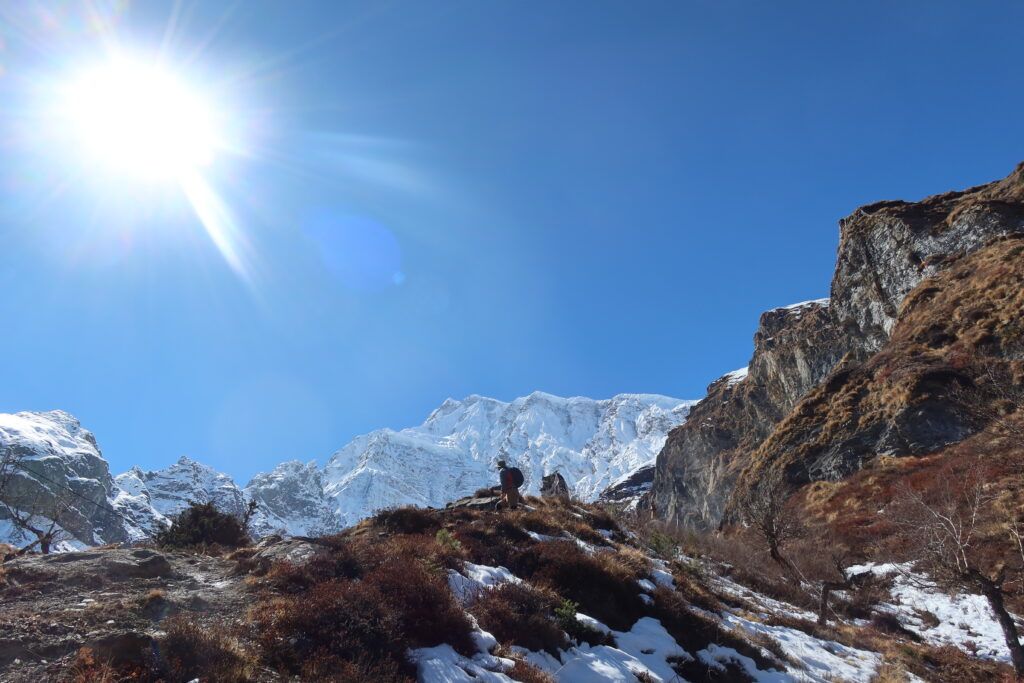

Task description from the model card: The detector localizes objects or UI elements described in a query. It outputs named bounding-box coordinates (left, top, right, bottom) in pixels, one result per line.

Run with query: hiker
left=496, top=459, right=524, bottom=510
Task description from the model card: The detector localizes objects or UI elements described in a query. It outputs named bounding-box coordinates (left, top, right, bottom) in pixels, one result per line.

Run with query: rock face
left=733, top=236, right=1024, bottom=500
left=244, top=461, right=337, bottom=537
left=648, top=162, right=1024, bottom=530
left=597, top=464, right=656, bottom=509
left=647, top=300, right=849, bottom=528
left=0, top=411, right=129, bottom=547
left=831, top=164, right=1024, bottom=354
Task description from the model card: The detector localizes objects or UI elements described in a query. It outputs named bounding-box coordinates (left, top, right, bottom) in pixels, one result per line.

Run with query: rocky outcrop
left=0, top=411, right=130, bottom=546
left=541, top=472, right=570, bottom=497
left=597, top=464, right=655, bottom=509
left=647, top=300, right=848, bottom=528
left=733, top=236, right=1024, bottom=498
left=649, top=162, right=1024, bottom=530
left=831, top=163, right=1024, bottom=354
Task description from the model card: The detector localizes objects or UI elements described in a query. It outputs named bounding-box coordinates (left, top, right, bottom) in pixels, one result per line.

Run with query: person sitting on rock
left=496, top=459, right=524, bottom=511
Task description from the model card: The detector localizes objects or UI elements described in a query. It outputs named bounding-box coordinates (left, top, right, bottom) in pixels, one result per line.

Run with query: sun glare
left=63, top=60, right=221, bottom=180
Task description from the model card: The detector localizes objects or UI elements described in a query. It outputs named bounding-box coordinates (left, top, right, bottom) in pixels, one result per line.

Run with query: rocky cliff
left=647, top=162, right=1024, bottom=529
left=648, top=299, right=849, bottom=527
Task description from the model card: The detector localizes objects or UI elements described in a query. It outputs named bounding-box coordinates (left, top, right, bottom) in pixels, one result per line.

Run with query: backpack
left=505, top=467, right=524, bottom=488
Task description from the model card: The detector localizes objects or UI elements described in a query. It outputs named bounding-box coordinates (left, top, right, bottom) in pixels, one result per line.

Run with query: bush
left=510, top=540, right=645, bottom=630
left=155, top=502, right=250, bottom=549
left=252, top=534, right=475, bottom=678
left=373, top=506, right=440, bottom=535
left=159, top=615, right=252, bottom=682
left=555, top=598, right=615, bottom=647
left=508, top=659, right=557, bottom=683
left=470, top=583, right=567, bottom=655
left=253, top=579, right=410, bottom=676
left=435, top=528, right=463, bottom=554
left=266, top=546, right=362, bottom=594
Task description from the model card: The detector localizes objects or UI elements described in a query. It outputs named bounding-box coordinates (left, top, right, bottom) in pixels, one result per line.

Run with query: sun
left=62, top=59, right=221, bottom=180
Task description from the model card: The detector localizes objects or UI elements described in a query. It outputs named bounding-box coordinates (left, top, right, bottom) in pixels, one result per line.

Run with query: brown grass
left=159, top=615, right=253, bottom=682
left=507, top=540, right=645, bottom=630
left=469, top=582, right=567, bottom=655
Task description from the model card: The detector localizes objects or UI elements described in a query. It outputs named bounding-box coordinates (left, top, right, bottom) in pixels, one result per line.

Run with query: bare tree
left=887, top=460, right=1024, bottom=675
left=814, top=551, right=872, bottom=625
left=736, top=470, right=805, bottom=584
left=0, top=491, right=72, bottom=555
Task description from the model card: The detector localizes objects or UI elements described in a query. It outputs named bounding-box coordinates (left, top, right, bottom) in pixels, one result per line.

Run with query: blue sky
left=1, top=1, right=1022, bottom=482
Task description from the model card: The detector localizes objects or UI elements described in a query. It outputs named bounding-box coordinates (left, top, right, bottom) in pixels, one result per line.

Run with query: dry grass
left=506, top=539, right=645, bottom=631
left=469, top=582, right=567, bottom=655
left=159, top=615, right=254, bottom=682
left=249, top=530, right=475, bottom=678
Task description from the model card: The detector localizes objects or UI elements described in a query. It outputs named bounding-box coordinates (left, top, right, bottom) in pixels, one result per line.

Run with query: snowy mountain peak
left=2, top=391, right=697, bottom=545
left=322, top=391, right=698, bottom=527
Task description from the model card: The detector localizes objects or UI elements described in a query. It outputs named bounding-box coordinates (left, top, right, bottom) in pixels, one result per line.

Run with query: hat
left=496, top=459, right=507, bottom=468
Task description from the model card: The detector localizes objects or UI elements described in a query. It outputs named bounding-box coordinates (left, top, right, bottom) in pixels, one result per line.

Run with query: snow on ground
left=527, top=615, right=691, bottom=683
left=716, top=610, right=881, bottom=682
left=850, top=562, right=1019, bottom=662
left=411, top=617, right=517, bottom=683
left=448, top=562, right=520, bottom=604
left=707, top=570, right=818, bottom=622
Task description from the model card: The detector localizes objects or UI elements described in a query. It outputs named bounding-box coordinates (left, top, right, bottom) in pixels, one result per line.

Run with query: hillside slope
left=648, top=162, right=1024, bottom=530
left=0, top=495, right=1013, bottom=682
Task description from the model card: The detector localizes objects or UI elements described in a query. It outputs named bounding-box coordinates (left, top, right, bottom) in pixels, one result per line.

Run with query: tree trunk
left=39, top=537, right=51, bottom=554
left=979, top=578, right=1024, bottom=675
left=768, top=543, right=801, bottom=585
left=818, top=581, right=844, bottom=625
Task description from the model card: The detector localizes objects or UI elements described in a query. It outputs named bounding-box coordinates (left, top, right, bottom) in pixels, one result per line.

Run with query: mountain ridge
left=0, top=392, right=695, bottom=547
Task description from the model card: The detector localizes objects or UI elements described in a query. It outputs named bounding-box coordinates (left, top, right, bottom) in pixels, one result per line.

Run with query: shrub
left=373, top=506, right=440, bottom=535
left=266, top=546, right=362, bottom=594
left=66, top=647, right=149, bottom=683
left=435, top=528, right=463, bottom=554
left=507, top=659, right=556, bottom=683
left=554, top=598, right=615, bottom=647
left=368, top=553, right=476, bottom=653
left=511, top=541, right=645, bottom=630
left=252, top=535, right=475, bottom=677
left=470, top=583, right=567, bottom=655
left=253, top=580, right=409, bottom=675
left=155, top=502, right=250, bottom=549
left=159, top=615, right=252, bottom=682
left=647, top=530, right=678, bottom=559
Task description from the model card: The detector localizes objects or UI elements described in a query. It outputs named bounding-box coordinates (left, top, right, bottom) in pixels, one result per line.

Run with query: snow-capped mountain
left=0, top=410, right=126, bottom=548
left=112, top=457, right=248, bottom=540
left=244, top=460, right=338, bottom=537
left=0, top=392, right=695, bottom=546
left=323, top=392, right=695, bottom=527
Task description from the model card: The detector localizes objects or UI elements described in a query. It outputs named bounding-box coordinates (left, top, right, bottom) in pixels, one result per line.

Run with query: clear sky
left=1, top=1, right=1022, bottom=482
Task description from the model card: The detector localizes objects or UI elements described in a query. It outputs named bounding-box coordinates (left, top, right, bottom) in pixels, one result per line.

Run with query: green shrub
left=435, top=528, right=463, bottom=554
